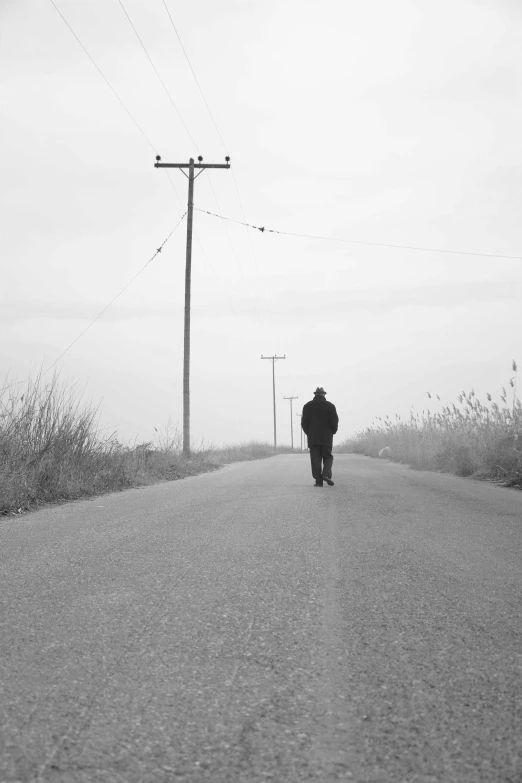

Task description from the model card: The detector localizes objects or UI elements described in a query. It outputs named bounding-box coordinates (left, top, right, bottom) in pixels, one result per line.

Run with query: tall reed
left=337, top=363, right=522, bottom=487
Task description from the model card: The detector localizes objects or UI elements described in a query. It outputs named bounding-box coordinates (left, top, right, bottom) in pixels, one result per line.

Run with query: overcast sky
left=1, top=0, right=521, bottom=448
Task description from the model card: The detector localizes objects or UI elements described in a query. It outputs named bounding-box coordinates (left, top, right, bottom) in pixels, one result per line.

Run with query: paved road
left=1, top=454, right=521, bottom=782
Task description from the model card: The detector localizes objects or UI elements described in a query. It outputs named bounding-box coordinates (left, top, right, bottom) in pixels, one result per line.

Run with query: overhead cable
left=43, top=213, right=187, bottom=376
left=159, top=2, right=271, bottom=313
left=117, top=0, right=198, bottom=148
left=158, top=8, right=522, bottom=264
left=118, top=0, right=262, bottom=319
left=203, top=177, right=261, bottom=322
left=194, top=207, right=522, bottom=261
left=47, top=0, right=182, bottom=204
left=160, top=0, right=226, bottom=153
left=48, top=0, right=156, bottom=153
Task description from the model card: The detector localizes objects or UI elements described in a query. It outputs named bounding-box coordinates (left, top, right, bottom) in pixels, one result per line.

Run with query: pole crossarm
left=155, top=162, right=230, bottom=170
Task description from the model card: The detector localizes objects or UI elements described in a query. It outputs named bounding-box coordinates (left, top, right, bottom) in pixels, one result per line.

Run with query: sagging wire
left=194, top=207, right=522, bottom=261
left=43, top=212, right=187, bottom=376
left=204, top=175, right=261, bottom=322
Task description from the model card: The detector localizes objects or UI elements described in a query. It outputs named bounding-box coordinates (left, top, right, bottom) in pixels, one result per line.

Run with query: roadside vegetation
left=0, top=371, right=287, bottom=516
left=336, top=362, right=522, bottom=488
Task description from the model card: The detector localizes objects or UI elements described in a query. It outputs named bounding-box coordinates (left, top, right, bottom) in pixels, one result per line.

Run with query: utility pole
left=284, top=396, right=298, bottom=449
left=296, top=413, right=303, bottom=450
left=154, top=155, right=230, bottom=456
left=261, top=355, right=286, bottom=448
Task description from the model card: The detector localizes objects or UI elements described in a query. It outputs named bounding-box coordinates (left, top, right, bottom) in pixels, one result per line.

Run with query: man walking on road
left=301, top=387, right=339, bottom=487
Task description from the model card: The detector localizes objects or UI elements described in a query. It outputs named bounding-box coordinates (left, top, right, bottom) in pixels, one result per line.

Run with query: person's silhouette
left=301, top=387, right=339, bottom=486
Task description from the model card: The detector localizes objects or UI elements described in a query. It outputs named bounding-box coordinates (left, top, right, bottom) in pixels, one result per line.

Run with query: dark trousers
left=309, top=444, right=333, bottom=481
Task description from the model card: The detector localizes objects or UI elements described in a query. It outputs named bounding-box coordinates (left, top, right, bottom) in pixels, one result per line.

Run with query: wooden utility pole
left=154, top=155, right=230, bottom=456
left=261, top=355, right=286, bottom=448
left=284, top=396, right=298, bottom=449
left=296, top=413, right=303, bottom=450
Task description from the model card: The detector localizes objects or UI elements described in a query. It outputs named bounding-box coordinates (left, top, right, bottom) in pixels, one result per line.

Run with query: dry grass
left=336, top=363, right=522, bottom=488
left=1, top=371, right=131, bottom=514
left=0, top=373, right=287, bottom=515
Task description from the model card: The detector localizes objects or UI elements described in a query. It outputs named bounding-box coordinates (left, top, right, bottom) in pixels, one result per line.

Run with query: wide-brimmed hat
left=314, top=387, right=327, bottom=395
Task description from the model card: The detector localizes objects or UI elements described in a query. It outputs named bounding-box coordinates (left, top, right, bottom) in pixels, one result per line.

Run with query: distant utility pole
left=154, top=155, right=230, bottom=456
left=284, top=396, right=298, bottom=450
left=296, top=413, right=303, bottom=451
left=261, top=355, right=286, bottom=448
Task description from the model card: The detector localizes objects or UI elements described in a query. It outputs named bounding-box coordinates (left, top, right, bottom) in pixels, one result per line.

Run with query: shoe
left=323, top=477, right=334, bottom=486
left=314, top=481, right=323, bottom=487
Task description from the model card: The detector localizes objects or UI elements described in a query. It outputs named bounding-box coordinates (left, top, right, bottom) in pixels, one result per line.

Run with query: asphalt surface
left=1, top=454, right=521, bottom=783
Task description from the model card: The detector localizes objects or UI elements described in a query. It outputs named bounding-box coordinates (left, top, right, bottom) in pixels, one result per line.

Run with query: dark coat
left=301, top=396, right=339, bottom=448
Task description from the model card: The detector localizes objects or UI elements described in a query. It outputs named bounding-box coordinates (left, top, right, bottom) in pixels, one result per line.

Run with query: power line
left=153, top=10, right=522, bottom=267
left=229, top=169, right=269, bottom=284
left=158, top=3, right=272, bottom=314
left=160, top=0, right=227, bottom=153
left=4, top=3, right=185, bottom=396
left=121, top=0, right=260, bottom=320
left=43, top=212, right=187, bottom=376
left=48, top=0, right=181, bottom=204
left=117, top=0, right=198, bottom=148
left=48, top=0, right=157, bottom=154
left=194, top=207, right=522, bottom=261
left=203, top=175, right=262, bottom=322
left=208, top=174, right=273, bottom=320
left=166, top=171, right=184, bottom=207
left=125, top=0, right=262, bottom=321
